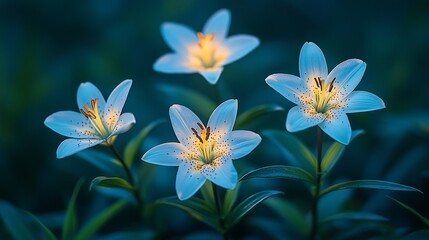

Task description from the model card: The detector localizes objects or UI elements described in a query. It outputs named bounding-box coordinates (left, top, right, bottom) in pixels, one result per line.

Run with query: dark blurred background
left=1, top=0, right=429, bottom=238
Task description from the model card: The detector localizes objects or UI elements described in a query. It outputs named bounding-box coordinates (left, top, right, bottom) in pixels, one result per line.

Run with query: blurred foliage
left=1, top=0, right=429, bottom=239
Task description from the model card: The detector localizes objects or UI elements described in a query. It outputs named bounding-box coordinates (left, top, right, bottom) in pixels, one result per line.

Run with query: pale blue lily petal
left=142, top=142, right=188, bottom=166
left=153, top=53, right=196, bottom=73
left=199, top=68, right=223, bottom=84
left=201, top=157, right=237, bottom=189
left=110, top=113, right=136, bottom=136
left=224, top=130, right=261, bottom=159
left=176, top=160, right=206, bottom=200
left=161, top=22, right=198, bottom=54
left=299, top=42, right=328, bottom=84
left=342, top=91, right=385, bottom=113
left=169, top=104, right=204, bottom=148
left=203, top=9, right=231, bottom=41
left=44, top=111, right=96, bottom=138
left=223, top=35, right=259, bottom=65
left=104, top=80, right=132, bottom=131
left=319, top=110, right=352, bottom=145
left=57, top=138, right=103, bottom=159
left=207, top=99, right=237, bottom=133
left=327, top=59, right=366, bottom=101
left=77, top=82, right=106, bottom=110
left=286, top=105, right=325, bottom=132
left=265, top=73, right=312, bottom=105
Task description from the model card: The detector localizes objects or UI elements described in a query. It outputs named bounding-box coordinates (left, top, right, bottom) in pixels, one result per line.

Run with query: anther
left=191, top=127, right=203, bottom=143
left=205, top=127, right=211, bottom=141
left=314, top=77, right=320, bottom=88
left=328, top=77, right=336, bottom=92
left=197, top=123, right=204, bottom=130
left=318, top=77, right=323, bottom=91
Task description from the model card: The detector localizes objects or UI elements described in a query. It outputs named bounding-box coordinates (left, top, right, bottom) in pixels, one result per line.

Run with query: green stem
left=212, top=183, right=228, bottom=240
left=310, top=127, right=323, bottom=240
left=109, top=144, right=143, bottom=208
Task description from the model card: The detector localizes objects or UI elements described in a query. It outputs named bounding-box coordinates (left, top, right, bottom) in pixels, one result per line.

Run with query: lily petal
left=223, top=130, right=261, bottom=159
left=169, top=104, right=204, bottom=149
left=161, top=22, right=198, bottom=54
left=265, top=73, right=313, bottom=105
left=176, top=160, right=206, bottom=200
left=286, top=105, right=325, bottom=132
left=104, top=80, right=132, bottom=131
left=142, top=142, right=188, bottom=166
left=153, top=53, right=196, bottom=73
left=110, top=112, right=136, bottom=136
left=201, top=157, right=237, bottom=189
left=207, top=99, right=237, bottom=133
left=327, top=59, right=366, bottom=101
left=57, top=138, right=103, bottom=159
left=203, top=9, right=231, bottom=41
left=223, top=35, right=259, bottom=65
left=199, top=68, right=223, bottom=84
left=44, top=111, right=96, bottom=138
left=77, top=82, right=106, bottom=110
left=342, top=91, right=385, bottom=113
left=319, top=109, right=351, bottom=145
left=299, top=42, right=328, bottom=87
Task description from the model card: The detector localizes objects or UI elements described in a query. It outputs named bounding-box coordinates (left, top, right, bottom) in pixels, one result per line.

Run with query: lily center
left=80, top=98, right=109, bottom=139
left=313, top=77, right=336, bottom=113
left=191, top=122, right=217, bottom=164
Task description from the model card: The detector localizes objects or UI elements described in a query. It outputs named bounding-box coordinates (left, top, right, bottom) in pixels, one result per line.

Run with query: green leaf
left=156, top=83, right=217, bottom=118
left=388, top=196, right=429, bottom=227
left=100, top=231, right=155, bottom=240
left=223, top=183, right=241, bottom=215
left=320, top=212, right=389, bottom=225
left=156, top=196, right=220, bottom=231
left=321, top=130, right=364, bottom=175
left=74, top=200, right=128, bottom=240
left=401, top=230, right=429, bottom=240
left=77, top=150, right=123, bottom=176
left=24, top=211, right=57, bottom=240
left=320, top=180, right=422, bottom=197
left=239, top=165, right=315, bottom=184
left=235, top=104, right=284, bottom=128
left=89, top=176, right=133, bottom=192
left=62, top=178, right=84, bottom=240
left=200, top=181, right=215, bottom=207
left=0, top=200, right=35, bottom=240
left=124, top=119, right=165, bottom=167
left=225, top=190, right=283, bottom=229
left=262, top=130, right=316, bottom=172
left=264, top=197, right=310, bottom=236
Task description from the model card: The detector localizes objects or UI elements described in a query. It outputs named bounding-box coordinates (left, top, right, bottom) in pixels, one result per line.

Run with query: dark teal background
left=1, top=0, right=429, bottom=238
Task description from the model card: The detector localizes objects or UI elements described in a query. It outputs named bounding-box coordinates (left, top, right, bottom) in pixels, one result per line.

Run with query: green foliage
left=321, top=130, right=364, bottom=175
left=240, top=165, right=315, bottom=184
left=235, top=104, right=283, bottom=128
left=262, top=130, right=317, bottom=172
left=222, top=183, right=241, bottom=215
left=0, top=201, right=37, bottom=240
left=90, top=176, right=134, bottom=192
left=200, top=181, right=216, bottom=207
left=264, top=197, right=310, bottom=236
left=320, top=212, right=389, bottom=225
left=73, top=200, right=128, bottom=240
left=320, top=180, right=422, bottom=197
left=24, top=211, right=57, bottom=240
left=224, top=190, right=283, bottom=229
left=388, top=196, right=429, bottom=227
left=124, top=119, right=165, bottom=167
left=62, top=178, right=84, bottom=240
left=77, top=150, right=123, bottom=176
left=401, top=230, right=429, bottom=240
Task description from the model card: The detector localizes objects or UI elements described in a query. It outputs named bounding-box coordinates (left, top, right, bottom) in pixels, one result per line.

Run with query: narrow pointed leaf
left=77, top=150, right=123, bottom=176
left=240, top=165, right=315, bottom=184
left=62, top=178, right=84, bottom=240
left=24, top=211, right=57, bottom=240
left=74, top=200, right=128, bottom=240
left=388, top=196, right=429, bottom=227
left=0, top=201, right=35, bottom=240
left=264, top=197, right=310, bottom=236
left=320, top=180, right=422, bottom=197
left=200, top=181, right=215, bottom=207
left=223, top=183, right=241, bottom=215
left=156, top=83, right=216, bottom=118
left=156, top=196, right=219, bottom=231
left=124, top=119, right=165, bottom=167
left=320, top=212, right=389, bottom=225
left=225, top=190, right=283, bottom=229
left=235, top=104, right=284, bottom=128
left=402, top=230, right=429, bottom=240
left=321, top=130, right=364, bottom=174
left=90, top=176, right=133, bottom=192
left=262, top=130, right=316, bottom=172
